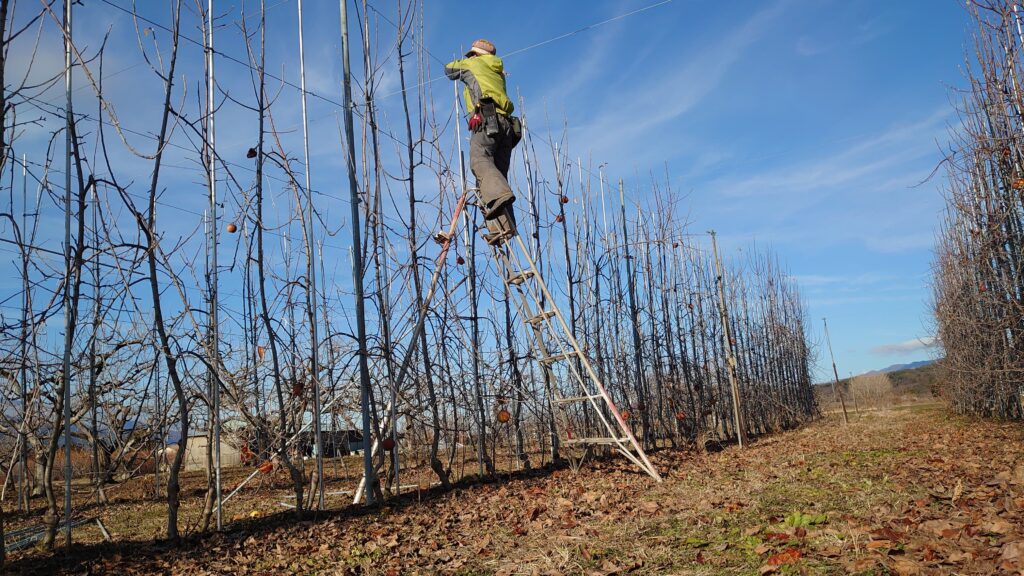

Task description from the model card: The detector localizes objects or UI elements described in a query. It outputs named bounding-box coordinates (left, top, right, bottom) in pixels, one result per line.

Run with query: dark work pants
left=470, top=114, right=521, bottom=217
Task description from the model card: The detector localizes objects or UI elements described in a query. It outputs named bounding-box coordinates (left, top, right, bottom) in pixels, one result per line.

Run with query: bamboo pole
left=204, top=0, right=223, bottom=530
left=61, top=0, right=74, bottom=548
left=296, top=0, right=325, bottom=511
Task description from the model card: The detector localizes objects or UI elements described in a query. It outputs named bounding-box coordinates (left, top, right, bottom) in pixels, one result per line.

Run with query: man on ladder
left=446, top=39, right=522, bottom=244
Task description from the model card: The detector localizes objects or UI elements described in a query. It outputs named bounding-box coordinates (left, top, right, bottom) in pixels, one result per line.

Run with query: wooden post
left=709, top=231, right=746, bottom=448
left=822, top=317, right=849, bottom=425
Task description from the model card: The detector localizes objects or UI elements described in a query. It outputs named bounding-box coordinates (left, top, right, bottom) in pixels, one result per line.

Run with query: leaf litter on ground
left=6, top=403, right=1024, bottom=575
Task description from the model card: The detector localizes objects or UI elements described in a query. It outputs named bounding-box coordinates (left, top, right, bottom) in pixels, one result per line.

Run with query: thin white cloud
left=569, top=0, right=792, bottom=157
left=870, top=336, right=937, bottom=356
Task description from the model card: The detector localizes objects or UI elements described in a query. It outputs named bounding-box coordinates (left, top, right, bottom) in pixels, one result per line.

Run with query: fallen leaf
left=639, top=501, right=659, bottom=514
left=1001, top=541, right=1024, bottom=563
left=918, top=519, right=958, bottom=537
left=765, top=548, right=802, bottom=566
left=891, top=556, right=924, bottom=576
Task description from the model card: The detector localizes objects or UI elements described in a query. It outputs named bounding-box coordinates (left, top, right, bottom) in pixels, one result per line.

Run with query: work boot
left=483, top=195, right=515, bottom=220
left=483, top=205, right=517, bottom=245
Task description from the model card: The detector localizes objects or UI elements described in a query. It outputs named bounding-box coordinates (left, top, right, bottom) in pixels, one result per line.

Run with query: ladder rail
left=496, top=241, right=623, bottom=444
left=487, top=242, right=579, bottom=447
left=509, top=233, right=662, bottom=481
left=491, top=243, right=599, bottom=435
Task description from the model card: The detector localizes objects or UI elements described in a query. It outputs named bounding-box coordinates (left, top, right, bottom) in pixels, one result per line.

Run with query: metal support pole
left=709, top=230, right=746, bottom=448
left=90, top=187, right=100, bottom=505
left=822, top=317, right=849, bottom=425
left=297, top=0, right=325, bottom=511
left=62, top=0, right=74, bottom=549
left=339, top=0, right=376, bottom=505
left=19, top=153, right=29, bottom=513
left=204, top=0, right=222, bottom=530
left=620, top=180, right=650, bottom=447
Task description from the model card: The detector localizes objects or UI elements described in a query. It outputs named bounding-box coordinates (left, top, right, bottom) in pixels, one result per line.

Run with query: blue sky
left=474, top=0, right=962, bottom=378
left=3, top=0, right=969, bottom=381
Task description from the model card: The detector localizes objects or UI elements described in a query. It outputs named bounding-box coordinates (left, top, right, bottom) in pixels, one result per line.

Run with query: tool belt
left=474, top=98, right=522, bottom=141
left=478, top=98, right=501, bottom=137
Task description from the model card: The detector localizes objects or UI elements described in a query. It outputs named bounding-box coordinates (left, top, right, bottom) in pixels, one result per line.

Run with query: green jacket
left=445, top=54, right=514, bottom=117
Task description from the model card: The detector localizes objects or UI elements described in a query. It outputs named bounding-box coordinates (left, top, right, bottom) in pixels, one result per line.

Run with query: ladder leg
left=471, top=193, right=662, bottom=482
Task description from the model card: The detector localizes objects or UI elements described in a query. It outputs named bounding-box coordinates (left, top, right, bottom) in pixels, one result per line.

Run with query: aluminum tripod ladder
left=480, top=202, right=662, bottom=482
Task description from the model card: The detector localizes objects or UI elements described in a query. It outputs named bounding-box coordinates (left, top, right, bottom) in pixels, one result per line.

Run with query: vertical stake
left=204, top=0, right=222, bottom=530
left=620, top=180, right=650, bottom=447
left=19, top=153, right=29, bottom=513
left=709, top=230, right=746, bottom=448
left=822, top=317, right=849, bottom=425
left=297, top=0, right=324, bottom=511
left=90, top=186, right=101, bottom=505
left=339, top=0, right=376, bottom=505
left=62, top=0, right=74, bottom=549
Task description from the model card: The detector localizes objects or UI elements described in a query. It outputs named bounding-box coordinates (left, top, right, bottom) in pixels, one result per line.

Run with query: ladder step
left=563, top=437, right=629, bottom=446
left=525, top=310, right=556, bottom=326
left=507, top=270, right=535, bottom=286
left=484, top=231, right=515, bottom=246
left=556, top=394, right=604, bottom=404
left=540, top=351, right=579, bottom=365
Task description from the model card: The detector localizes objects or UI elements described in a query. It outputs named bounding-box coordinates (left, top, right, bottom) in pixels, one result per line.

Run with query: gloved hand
left=468, top=112, right=483, bottom=132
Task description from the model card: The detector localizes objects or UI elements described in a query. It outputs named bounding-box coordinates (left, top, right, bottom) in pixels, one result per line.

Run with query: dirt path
left=8, top=404, right=1024, bottom=575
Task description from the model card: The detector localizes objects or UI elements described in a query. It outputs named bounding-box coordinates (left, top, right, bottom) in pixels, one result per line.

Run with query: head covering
left=466, top=39, right=497, bottom=57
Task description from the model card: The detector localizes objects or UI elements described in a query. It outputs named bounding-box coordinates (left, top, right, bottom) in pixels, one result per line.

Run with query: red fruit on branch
left=246, top=148, right=257, bottom=159
left=226, top=223, right=238, bottom=233
left=497, top=409, right=511, bottom=423
left=560, top=196, right=569, bottom=204
left=457, top=256, right=465, bottom=265
left=555, top=214, right=564, bottom=223
left=381, top=437, right=396, bottom=451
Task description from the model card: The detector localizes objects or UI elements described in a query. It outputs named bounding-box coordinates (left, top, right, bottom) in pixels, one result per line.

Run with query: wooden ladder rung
left=507, top=270, right=535, bottom=286
left=540, top=351, right=579, bottom=365
left=525, top=310, right=556, bottom=326
left=556, top=394, right=603, bottom=404
left=563, top=437, right=629, bottom=446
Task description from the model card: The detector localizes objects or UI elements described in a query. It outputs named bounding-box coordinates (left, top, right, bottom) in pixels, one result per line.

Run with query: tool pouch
left=510, top=116, right=522, bottom=141
left=479, top=98, right=500, bottom=138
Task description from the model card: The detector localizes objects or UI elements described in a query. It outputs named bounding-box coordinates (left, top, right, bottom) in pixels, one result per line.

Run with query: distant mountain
left=867, top=359, right=936, bottom=375
left=813, top=358, right=942, bottom=388
left=813, top=359, right=945, bottom=400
